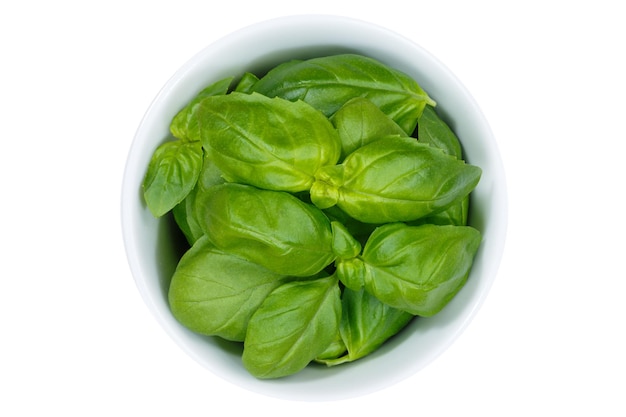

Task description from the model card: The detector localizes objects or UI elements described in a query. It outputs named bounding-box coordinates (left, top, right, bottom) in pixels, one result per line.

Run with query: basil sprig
left=310, top=136, right=482, bottom=224
left=336, top=223, right=482, bottom=317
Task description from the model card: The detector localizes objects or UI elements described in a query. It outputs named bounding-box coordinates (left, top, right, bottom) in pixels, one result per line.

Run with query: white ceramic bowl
left=121, top=15, right=507, bottom=401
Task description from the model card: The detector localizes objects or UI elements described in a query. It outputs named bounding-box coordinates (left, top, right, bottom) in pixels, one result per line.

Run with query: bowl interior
left=121, top=15, right=507, bottom=401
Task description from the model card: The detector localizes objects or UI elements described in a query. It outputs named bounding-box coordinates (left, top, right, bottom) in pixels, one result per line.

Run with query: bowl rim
left=121, top=13, right=508, bottom=401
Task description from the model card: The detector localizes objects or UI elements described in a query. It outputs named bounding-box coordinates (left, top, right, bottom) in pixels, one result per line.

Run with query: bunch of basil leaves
left=142, top=54, right=482, bottom=379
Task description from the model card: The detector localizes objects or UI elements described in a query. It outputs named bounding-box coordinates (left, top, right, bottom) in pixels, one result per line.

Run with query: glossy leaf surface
left=319, top=288, right=414, bottom=366
left=418, top=105, right=463, bottom=159
left=416, top=105, right=468, bottom=225
left=195, top=92, right=341, bottom=192
left=251, top=54, right=435, bottom=134
left=168, top=236, right=290, bottom=341
left=142, top=140, right=203, bottom=217
left=243, top=275, right=341, bottom=378
left=310, top=136, right=482, bottom=223
left=195, top=183, right=337, bottom=277
left=170, top=77, right=233, bottom=142
left=172, top=153, right=226, bottom=245
left=354, top=223, right=482, bottom=316
left=330, top=97, right=406, bottom=160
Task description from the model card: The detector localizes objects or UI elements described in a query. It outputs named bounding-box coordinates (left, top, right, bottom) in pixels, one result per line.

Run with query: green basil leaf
left=360, top=223, right=482, bottom=316
left=310, top=136, right=482, bottom=223
left=418, top=105, right=463, bottom=159
left=142, top=140, right=203, bottom=217
left=170, top=76, right=234, bottom=142
left=234, top=72, right=259, bottom=93
left=168, top=236, right=290, bottom=342
left=172, top=185, right=203, bottom=245
left=315, top=327, right=347, bottom=363
left=330, top=220, right=362, bottom=260
left=417, top=105, right=468, bottom=225
left=251, top=54, right=435, bottom=134
left=335, top=257, right=367, bottom=291
left=330, top=97, right=406, bottom=160
left=172, top=153, right=226, bottom=245
left=243, top=275, right=342, bottom=379
left=196, top=183, right=337, bottom=277
left=321, top=288, right=414, bottom=366
left=409, top=196, right=469, bottom=227
left=195, top=92, right=341, bottom=192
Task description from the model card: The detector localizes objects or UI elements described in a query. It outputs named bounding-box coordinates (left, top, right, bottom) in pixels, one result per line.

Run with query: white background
left=2, top=1, right=624, bottom=415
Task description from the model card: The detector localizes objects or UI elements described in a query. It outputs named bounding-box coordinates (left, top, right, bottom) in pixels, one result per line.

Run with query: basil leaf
left=415, top=105, right=468, bottom=225
left=251, top=54, right=435, bottom=134
left=172, top=153, right=226, bottom=245
left=170, top=76, right=234, bottom=142
left=320, top=288, right=414, bottom=366
left=330, top=220, right=362, bottom=260
left=195, top=92, right=341, bottom=192
left=418, top=105, right=463, bottom=159
left=142, top=140, right=203, bottom=217
left=315, top=327, right=347, bottom=363
left=409, top=198, right=469, bottom=226
left=330, top=97, right=406, bottom=161
left=234, top=72, right=259, bottom=93
left=195, top=183, right=337, bottom=277
left=335, top=257, right=366, bottom=291
left=143, top=77, right=231, bottom=218
left=243, top=275, right=341, bottom=379
left=172, top=186, right=203, bottom=245
left=359, top=223, right=482, bottom=316
left=168, top=236, right=290, bottom=341
left=310, top=136, right=482, bottom=223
